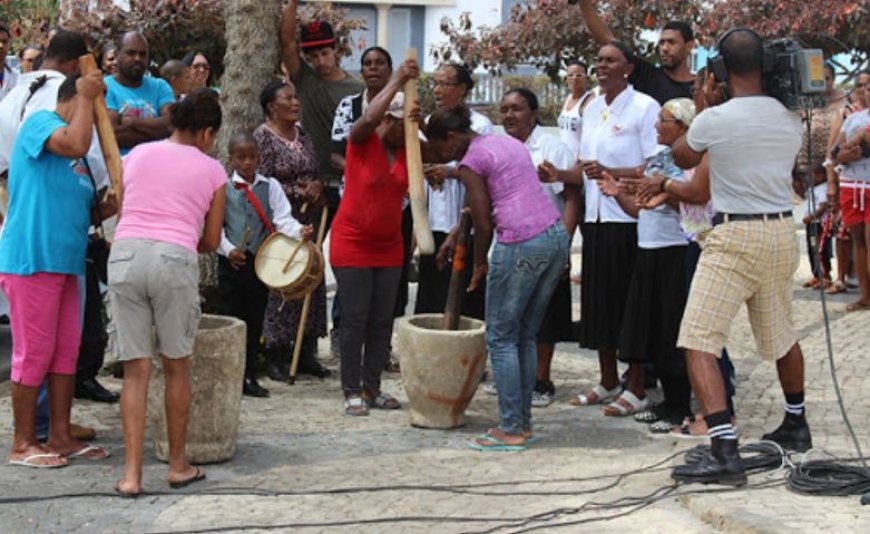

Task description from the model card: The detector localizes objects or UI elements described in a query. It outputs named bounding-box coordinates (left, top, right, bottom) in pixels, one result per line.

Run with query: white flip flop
left=67, top=444, right=110, bottom=460
left=8, top=453, right=67, bottom=468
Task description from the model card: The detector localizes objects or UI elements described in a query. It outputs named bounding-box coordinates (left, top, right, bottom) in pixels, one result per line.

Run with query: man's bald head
left=116, top=30, right=150, bottom=83
left=721, top=30, right=763, bottom=76
left=118, top=30, right=148, bottom=52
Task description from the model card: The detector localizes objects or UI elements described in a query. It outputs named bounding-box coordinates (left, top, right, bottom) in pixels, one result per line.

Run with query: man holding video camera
left=655, top=29, right=811, bottom=486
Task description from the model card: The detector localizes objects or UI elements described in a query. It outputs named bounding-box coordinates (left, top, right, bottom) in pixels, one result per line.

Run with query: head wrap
left=663, top=97, right=697, bottom=127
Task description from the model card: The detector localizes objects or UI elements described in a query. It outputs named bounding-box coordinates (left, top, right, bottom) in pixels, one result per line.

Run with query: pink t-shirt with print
left=114, top=140, right=225, bottom=253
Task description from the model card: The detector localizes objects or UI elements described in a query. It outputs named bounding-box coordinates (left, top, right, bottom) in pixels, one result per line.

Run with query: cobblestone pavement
left=1, top=249, right=869, bottom=533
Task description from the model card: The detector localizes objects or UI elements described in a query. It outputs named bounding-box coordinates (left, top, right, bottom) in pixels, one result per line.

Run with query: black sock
left=784, top=391, right=805, bottom=417
left=705, top=410, right=736, bottom=440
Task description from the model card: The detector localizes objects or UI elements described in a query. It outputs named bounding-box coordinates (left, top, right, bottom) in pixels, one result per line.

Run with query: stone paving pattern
left=1, top=249, right=869, bottom=533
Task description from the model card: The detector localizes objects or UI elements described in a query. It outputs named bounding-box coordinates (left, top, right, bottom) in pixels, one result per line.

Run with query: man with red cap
left=280, top=1, right=363, bottom=224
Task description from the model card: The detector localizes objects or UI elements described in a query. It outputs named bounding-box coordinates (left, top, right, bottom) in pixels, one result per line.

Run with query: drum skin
left=255, top=233, right=324, bottom=300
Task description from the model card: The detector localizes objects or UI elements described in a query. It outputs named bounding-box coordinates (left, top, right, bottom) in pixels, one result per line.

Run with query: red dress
left=330, top=132, right=408, bottom=268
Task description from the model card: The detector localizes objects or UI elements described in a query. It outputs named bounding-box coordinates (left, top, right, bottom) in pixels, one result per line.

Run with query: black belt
left=712, top=211, right=792, bottom=226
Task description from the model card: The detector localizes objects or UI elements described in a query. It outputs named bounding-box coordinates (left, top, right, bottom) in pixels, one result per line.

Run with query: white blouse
left=579, top=85, right=661, bottom=223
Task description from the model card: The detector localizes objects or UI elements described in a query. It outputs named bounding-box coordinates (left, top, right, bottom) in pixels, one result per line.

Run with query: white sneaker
left=482, top=382, right=498, bottom=396
left=531, top=390, right=554, bottom=407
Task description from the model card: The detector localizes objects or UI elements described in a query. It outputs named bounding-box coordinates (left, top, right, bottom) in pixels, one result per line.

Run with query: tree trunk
left=217, top=0, right=283, bottom=164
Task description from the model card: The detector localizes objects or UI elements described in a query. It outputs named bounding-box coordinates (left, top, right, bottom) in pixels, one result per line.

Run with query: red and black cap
left=300, top=20, right=336, bottom=50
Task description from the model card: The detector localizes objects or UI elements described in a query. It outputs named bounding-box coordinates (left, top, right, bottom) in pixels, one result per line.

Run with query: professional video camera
left=710, top=31, right=827, bottom=111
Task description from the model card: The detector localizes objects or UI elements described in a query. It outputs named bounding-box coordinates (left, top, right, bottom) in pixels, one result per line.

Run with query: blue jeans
left=486, top=222, right=570, bottom=435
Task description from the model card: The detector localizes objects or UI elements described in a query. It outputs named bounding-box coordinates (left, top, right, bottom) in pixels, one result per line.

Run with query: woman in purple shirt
left=426, top=105, right=570, bottom=450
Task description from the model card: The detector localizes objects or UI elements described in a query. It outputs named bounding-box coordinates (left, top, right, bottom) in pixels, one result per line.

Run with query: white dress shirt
left=0, top=63, right=19, bottom=102
left=523, top=125, right=574, bottom=213
left=579, top=85, right=661, bottom=223
left=218, top=172, right=304, bottom=257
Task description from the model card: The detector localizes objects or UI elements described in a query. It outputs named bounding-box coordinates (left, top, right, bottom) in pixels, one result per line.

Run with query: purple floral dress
left=254, top=123, right=328, bottom=348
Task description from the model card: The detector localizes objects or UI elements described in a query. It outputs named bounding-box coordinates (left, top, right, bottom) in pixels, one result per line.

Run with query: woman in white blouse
left=542, top=41, right=660, bottom=417
left=558, top=60, right=595, bottom=162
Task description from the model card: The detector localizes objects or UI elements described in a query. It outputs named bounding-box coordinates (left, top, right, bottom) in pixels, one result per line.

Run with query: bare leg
left=776, top=343, right=805, bottom=395
left=686, top=349, right=728, bottom=417
left=9, top=382, right=66, bottom=466
left=835, top=238, right=849, bottom=284
left=162, top=355, right=201, bottom=484
left=625, top=363, right=645, bottom=399
left=117, top=358, right=152, bottom=494
left=849, top=224, right=870, bottom=305
left=44, top=373, right=87, bottom=455
left=535, top=342, right=554, bottom=383
left=599, top=348, right=619, bottom=390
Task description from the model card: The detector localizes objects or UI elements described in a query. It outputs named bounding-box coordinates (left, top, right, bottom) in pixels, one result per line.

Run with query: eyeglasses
left=192, top=63, right=211, bottom=71
left=432, top=81, right=462, bottom=89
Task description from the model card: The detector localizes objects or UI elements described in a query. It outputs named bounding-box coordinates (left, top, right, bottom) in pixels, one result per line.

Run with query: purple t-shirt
left=460, top=135, right=560, bottom=243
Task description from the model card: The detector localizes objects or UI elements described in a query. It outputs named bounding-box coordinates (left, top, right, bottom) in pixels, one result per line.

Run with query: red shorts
left=0, top=273, right=81, bottom=387
left=839, top=183, right=870, bottom=229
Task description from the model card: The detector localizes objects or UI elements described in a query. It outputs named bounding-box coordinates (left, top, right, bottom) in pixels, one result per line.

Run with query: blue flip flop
left=468, top=434, right=527, bottom=452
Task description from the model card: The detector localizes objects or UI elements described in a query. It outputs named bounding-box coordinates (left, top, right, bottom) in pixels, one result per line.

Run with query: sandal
left=825, top=280, right=847, bottom=294
left=570, top=384, right=621, bottom=406
left=603, top=391, right=648, bottom=417
left=634, top=403, right=667, bottom=423
left=468, top=432, right=527, bottom=452
left=344, top=396, right=370, bottom=416
left=365, top=391, right=401, bottom=410
left=649, top=419, right=680, bottom=434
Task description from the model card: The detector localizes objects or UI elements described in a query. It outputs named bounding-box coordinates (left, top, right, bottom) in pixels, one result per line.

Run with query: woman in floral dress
left=255, top=80, right=331, bottom=380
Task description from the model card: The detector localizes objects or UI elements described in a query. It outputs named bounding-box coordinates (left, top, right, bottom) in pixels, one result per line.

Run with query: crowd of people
left=0, top=0, right=868, bottom=490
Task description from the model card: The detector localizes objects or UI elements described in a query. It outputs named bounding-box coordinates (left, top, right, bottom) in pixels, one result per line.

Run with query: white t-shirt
left=580, top=85, right=661, bottom=223
left=686, top=96, right=802, bottom=214
left=839, top=110, right=870, bottom=182
left=427, top=110, right=494, bottom=232
left=638, top=147, right=689, bottom=249
left=557, top=91, right=593, bottom=160
left=807, top=182, right=827, bottom=213
left=524, top=126, right=574, bottom=213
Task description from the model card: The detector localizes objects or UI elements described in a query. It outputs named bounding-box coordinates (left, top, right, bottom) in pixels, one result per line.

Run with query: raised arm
left=46, top=73, right=103, bottom=158
left=580, top=0, right=615, bottom=46
left=349, top=58, right=419, bottom=145
left=280, top=0, right=302, bottom=80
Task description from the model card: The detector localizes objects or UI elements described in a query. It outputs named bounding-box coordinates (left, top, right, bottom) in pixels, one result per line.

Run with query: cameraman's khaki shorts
left=108, top=239, right=201, bottom=361
left=678, top=218, right=799, bottom=361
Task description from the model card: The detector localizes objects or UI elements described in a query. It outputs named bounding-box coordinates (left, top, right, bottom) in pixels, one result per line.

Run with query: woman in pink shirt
left=109, top=89, right=226, bottom=496
left=425, top=105, right=570, bottom=451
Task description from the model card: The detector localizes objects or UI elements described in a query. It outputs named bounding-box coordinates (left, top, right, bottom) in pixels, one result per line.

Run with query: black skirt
left=414, top=231, right=486, bottom=320
left=617, top=245, right=688, bottom=376
left=578, top=222, right=638, bottom=351
left=537, top=273, right=574, bottom=343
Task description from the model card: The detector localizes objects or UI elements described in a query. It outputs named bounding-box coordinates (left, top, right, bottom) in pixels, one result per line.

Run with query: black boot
left=243, top=375, right=270, bottom=398
left=761, top=413, right=812, bottom=452
left=295, top=336, right=331, bottom=378
left=266, top=348, right=291, bottom=382
left=672, top=437, right=747, bottom=486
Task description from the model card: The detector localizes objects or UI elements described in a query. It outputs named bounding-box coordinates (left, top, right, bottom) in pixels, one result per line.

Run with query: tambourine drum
left=255, top=233, right=324, bottom=300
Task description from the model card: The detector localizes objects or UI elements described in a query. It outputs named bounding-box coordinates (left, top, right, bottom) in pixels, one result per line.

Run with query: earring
left=623, top=73, right=629, bottom=79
